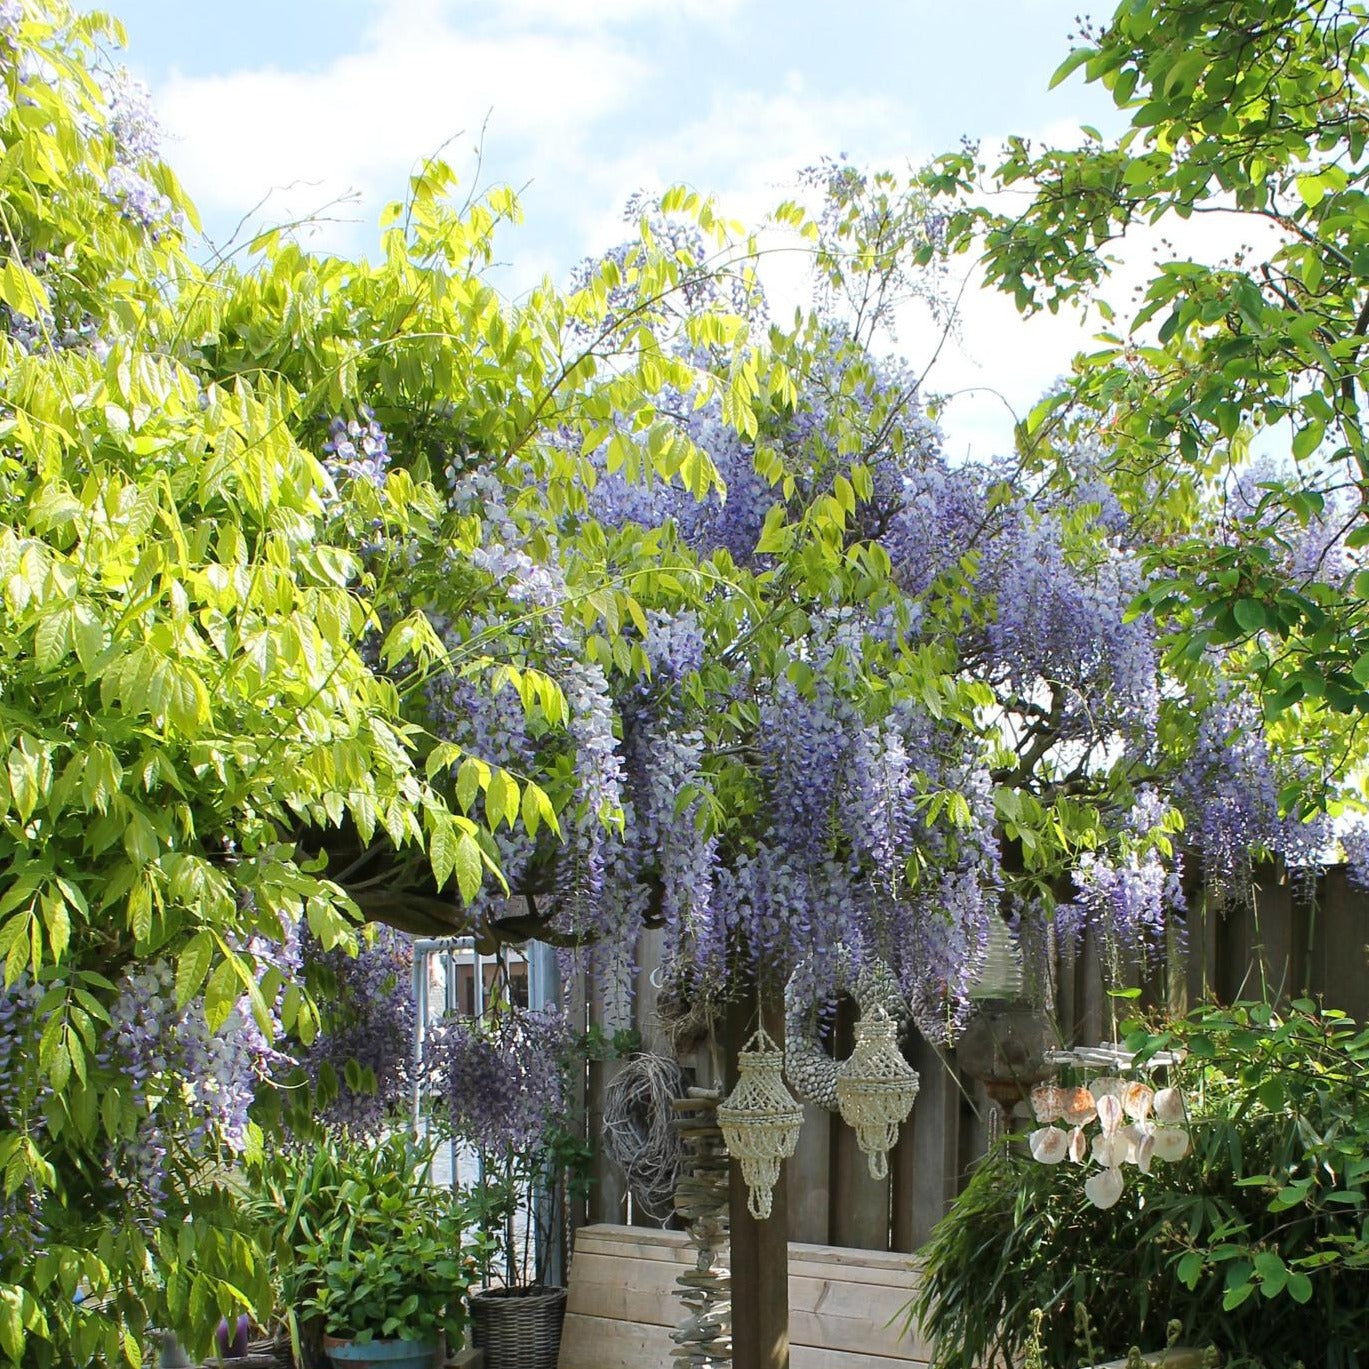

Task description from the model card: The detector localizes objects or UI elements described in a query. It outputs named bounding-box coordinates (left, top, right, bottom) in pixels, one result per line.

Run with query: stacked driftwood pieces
left=669, top=1087, right=732, bottom=1364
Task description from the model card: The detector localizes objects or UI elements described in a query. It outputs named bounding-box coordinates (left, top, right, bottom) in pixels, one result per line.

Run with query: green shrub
left=914, top=1001, right=1369, bottom=1369
left=251, top=1133, right=471, bottom=1357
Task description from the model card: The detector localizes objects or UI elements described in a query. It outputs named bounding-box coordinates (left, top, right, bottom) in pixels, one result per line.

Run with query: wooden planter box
left=559, top=1224, right=928, bottom=1368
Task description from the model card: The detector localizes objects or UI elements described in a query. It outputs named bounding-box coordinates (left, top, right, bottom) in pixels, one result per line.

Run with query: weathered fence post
left=725, top=985, right=790, bottom=1369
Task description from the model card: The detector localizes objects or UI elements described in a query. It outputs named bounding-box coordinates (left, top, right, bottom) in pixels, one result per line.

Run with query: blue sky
left=103, top=0, right=1127, bottom=458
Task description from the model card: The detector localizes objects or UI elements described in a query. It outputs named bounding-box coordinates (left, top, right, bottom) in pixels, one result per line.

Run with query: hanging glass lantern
left=836, top=1005, right=921, bottom=1179
left=968, top=913, right=1025, bottom=1001
left=717, top=1025, right=804, bottom=1220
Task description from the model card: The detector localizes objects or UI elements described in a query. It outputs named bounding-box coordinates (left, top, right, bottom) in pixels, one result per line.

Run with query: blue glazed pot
left=322, top=1334, right=437, bottom=1369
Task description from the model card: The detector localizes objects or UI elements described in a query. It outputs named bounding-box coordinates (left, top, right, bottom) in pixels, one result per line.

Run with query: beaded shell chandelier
left=718, top=1025, right=804, bottom=1220
left=835, top=1005, right=921, bottom=1179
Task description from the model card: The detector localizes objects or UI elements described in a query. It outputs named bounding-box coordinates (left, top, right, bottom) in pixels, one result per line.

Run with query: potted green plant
left=461, top=1148, right=573, bottom=1369
left=305, top=1215, right=466, bottom=1369
left=253, top=1132, right=471, bottom=1369
left=425, top=1000, right=593, bottom=1369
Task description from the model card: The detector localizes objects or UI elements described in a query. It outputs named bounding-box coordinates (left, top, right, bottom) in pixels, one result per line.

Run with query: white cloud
left=436, top=0, right=746, bottom=29
left=147, top=3, right=1243, bottom=465
left=156, top=5, right=649, bottom=254
left=569, top=85, right=913, bottom=242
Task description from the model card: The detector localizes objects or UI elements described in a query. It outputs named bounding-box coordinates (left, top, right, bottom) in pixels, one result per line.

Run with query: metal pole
left=527, top=940, right=565, bottom=1287
left=445, top=944, right=460, bottom=1189
left=411, top=945, right=427, bottom=1140
left=472, top=942, right=487, bottom=1217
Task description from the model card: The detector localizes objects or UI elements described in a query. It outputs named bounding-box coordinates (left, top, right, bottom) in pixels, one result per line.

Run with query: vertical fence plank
left=567, top=965, right=590, bottom=1238
left=1248, top=864, right=1295, bottom=1003
left=1185, top=890, right=1219, bottom=1009
left=727, top=987, right=791, bottom=1369
left=627, top=927, right=675, bottom=1228
left=1289, top=878, right=1315, bottom=1001
left=587, top=975, right=629, bottom=1225
left=1217, top=895, right=1256, bottom=1003
left=1165, top=915, right=1188, bottom=1018
left=889, top=1109, right=917, bottom=1254
left=1320, top=867, right=1369, bottom=1022
left=1055, top=928, right=1078, bottom=1053
left=957, top=1083, right=990, bottom=1178
left=634, top=927, right=666, bottom=1055
left=905, top=1034, right=962, bottom=1249
left=787, top=1102, right=832, bottom=1245
left=1076, top=926, right=1108, bottom=1045
left=828, top=999, right=891, bottom=1250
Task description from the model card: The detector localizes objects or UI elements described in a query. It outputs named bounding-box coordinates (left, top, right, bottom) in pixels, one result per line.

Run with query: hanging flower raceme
left=1027, top=1078, right=1189, bottom=1208
left=424, top=1005, right=574, bottom=1153
left=297, top=925, right=416, bottom=1135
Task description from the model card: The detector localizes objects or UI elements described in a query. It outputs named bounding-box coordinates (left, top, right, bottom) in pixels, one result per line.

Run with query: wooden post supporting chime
left=725, top=986, right=790, bottom=1369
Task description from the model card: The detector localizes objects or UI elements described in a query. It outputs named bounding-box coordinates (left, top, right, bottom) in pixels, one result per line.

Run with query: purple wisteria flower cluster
left=323, top=407, right=392, bottom=487
left=0, top=0, right=19, bottom=60
left=426, top=661, right=541, bottom=911
left=0, top=975, right=44, bottom=1255
left=0, top=250, right=110, bottom=359
left=0, top=973, right=40, bottom=1127
left=1175, top=681, right=1330, bottom=896
left=1034, top=787, right=1188, bottom=988
left=1, top=929, right=299, bottom=1237
left=407, top=212, right=1346, bottom=1051
left=1227, top=457, right=1352, bottom=589
left=586, top=392, right=770, bottom=567
left=978, top=505, right=1160, bottom=748
left=98, top=69, right=178, bottom=237
left=434, top=322, right=1187, bottom=1033
left=297, top=923, right=418, bottom=1135
left=0, top=1, right=19, bottom=123
left=568, top=191, right=766, bottom=347
left=424, top=1005, right=574, bottom=1153
left=101, top=953, right=293, bottom=1219
left=1341, top=820, right=1369, bottom=892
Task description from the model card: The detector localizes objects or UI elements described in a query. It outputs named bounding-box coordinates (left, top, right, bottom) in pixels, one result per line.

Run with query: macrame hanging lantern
left=717, top=1025, right=804, bottom=1220
left=836, top=1005, right=921, bottom=1179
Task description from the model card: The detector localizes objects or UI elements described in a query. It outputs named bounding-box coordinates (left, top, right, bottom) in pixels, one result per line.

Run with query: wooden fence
left=564, top=866, right=1369, bottom=1257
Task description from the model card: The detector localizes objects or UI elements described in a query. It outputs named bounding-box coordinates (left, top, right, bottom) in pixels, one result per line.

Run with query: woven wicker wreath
left=602, top=1052, right=685, bottom=1215
left=783, top=950, right=910, bottom=1111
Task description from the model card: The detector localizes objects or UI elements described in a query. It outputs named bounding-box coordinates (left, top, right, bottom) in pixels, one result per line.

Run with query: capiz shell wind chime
left=835, top=1005, right=920, bottom=1179
left=717, top=1025, right=804, bottom=1219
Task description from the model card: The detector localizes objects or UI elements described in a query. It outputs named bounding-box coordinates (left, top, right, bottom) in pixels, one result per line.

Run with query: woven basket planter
left=469, top=1285, right=567, bottom=1369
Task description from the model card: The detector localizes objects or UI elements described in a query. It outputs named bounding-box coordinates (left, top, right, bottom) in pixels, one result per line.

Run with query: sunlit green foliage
left=0, top=5, right=791, bottom=1363
left=925, top=0, right=1369, bottom=801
